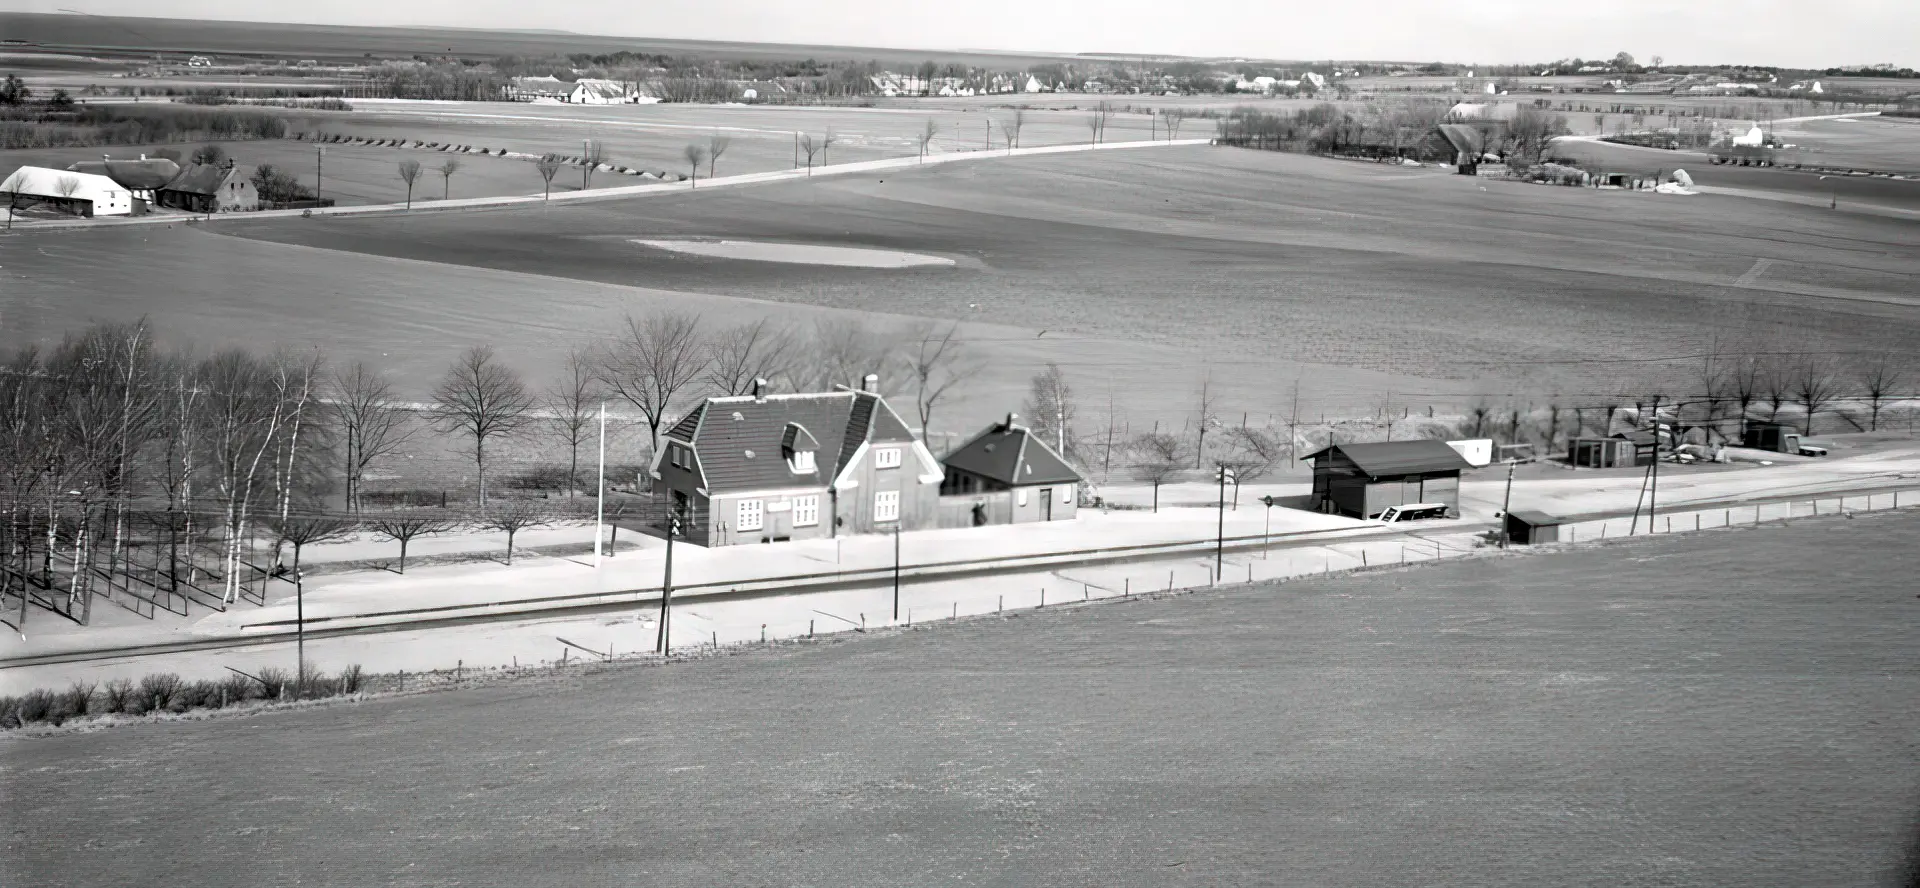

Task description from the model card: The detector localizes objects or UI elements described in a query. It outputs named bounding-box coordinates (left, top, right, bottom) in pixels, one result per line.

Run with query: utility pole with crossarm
left=656, top=514, right=680, bottom=654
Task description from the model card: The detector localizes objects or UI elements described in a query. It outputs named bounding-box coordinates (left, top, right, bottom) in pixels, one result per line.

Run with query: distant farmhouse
left=155, top=163, right=258, bottom=214
left=1, top=166, right=133, bottom=217
left=503, top=76, right=652, bottom=104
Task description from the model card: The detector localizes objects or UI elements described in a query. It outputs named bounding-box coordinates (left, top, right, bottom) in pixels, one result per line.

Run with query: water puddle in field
left=632, top=239, right=955, bottom=268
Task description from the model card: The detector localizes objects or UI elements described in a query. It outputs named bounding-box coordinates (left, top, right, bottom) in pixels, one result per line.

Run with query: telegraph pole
left=315, top=145, right=324, bottom=202
left=1215, top=466, right=1233, bottom=580
left=656, top=515, right=679, bottom=654
left=1498, top=459, right=1515, bottom=548
left=594, top=402, right=606, bottom=570
left=1648, top=395, right=1662, bottom=532
left=892, top=522, right=902, bottom=622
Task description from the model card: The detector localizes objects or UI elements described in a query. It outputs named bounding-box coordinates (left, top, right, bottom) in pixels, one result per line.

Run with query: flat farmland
left=6, top=145, right=1917, bottom=443
left=221, top=145, right=1920, bottom=400
left=5, top=511, right=1916, bottom=887
left=0, top=137, right=554, bottom=207
left=310, top=100, right=1175, bottom=173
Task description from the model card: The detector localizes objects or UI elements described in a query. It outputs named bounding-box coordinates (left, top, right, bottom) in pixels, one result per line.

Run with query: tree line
left=0, top=314, right=977, bottom=630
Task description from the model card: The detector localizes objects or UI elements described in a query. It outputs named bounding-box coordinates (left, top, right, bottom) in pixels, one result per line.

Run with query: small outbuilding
left=938, top=414, right=1081, bottom=527
left=1568, top=436, right=1637, bottom=468
left=1502, top=510, right=1563, bottom=545
left=1741, top=420, right=1801, bottom=454
left=1304, top=440, right=1474, bottom=519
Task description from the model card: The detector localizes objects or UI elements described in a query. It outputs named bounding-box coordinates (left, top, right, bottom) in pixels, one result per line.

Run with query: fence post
left=1084, top=583, right=1090, bottom=601
left=1695, top=513, right=1700, bottom=531
left=1039, top=588, right=1045, bottom=608
left=809, top=619, right=814, bottom=638
left=1168, top=571, right=1174, bottom=591
left=1124, top=578, right=1130, bottom=597
left=1248, top=563, right=1253, bottom=583
left=998, top=595, right=1002, bottom=613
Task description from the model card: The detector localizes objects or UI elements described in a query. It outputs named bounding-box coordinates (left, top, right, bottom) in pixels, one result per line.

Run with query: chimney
left=862, top=373, right=879, bottom=393
left=1004, top=412, right=1018, bottom=430
left=751, top=377, right=768, bottom=402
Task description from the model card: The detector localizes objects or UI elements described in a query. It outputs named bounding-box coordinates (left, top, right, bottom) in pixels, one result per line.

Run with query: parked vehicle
left=1798, top=444, right=1829, bottom=458
left=1376, top=503, right=1454, bottom=523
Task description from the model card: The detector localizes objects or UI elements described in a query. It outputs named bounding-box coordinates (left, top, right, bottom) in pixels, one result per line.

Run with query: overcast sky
left=23, top=0, right=1914, bottom=68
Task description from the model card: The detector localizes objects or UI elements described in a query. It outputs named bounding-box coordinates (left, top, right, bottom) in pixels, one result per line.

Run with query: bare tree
left=1791, top=354, right=1846, bottom=435
left=329, top=363, right=415, bottom=515
left=1001, top=110, right=1025, bottom=150
left=1088, top=102, right=1112, bottom=145
left=432, top=345, right=536, bottom=508
left=437, top=158, right=462, bottom=200
left=1509, top=107, right=1570, bottom=162
left=54, top=175, right=82, bottom=215
left=597, top=311, right=710, bottom=451
left=2, top=169, right=26, bottom=229
left=1160, top=108, right=1187, bottom=140
left=1856, top=352, right=1906, bottom=431
left=397, top=160, right=421, bottom=209
left=266, top=514, right=356, bottom=578
left=1129, top=432, right=1187, bottom=512
left=683, top=143, right=708, bottom=187
left=545, top=346, right=600, bottom=498
left=580, top=142, right=606, bottom=189
left=366, top=512, right=452, bottom=574
left=905, top=322, right=976, bottom=437
left=918, top=119, right=940, bottom=162
left=706, top=134, right=731, bottom=178
left=1759, top=357, right=1794, bottom=421
left=1192, top=373, right=1220, bottom=467
left=1022, top=363, right=1078, bottom=462
left=706, top=318, right=796, bottom=396
left=822, top=126, right=837, bottom=167
left=481, top=500, right=547, bottom=565
left=535, top=157, right=562, bottom=200
left=1216, top=425, right=1283, bottom=507
left=794, top=318, right=905, bottom=395
left=798, top=133, right=822, bottom=175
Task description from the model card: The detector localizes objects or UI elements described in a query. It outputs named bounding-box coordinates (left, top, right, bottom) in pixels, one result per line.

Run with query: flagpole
left=594, top=401, right=606, bottom=570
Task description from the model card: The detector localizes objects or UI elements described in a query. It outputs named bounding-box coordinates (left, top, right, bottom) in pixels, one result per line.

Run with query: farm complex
left=1, top=8, right=1917, bottom=888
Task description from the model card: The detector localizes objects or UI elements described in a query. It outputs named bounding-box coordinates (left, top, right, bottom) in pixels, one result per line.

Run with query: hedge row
left=0, top=665, right=364, bottom=729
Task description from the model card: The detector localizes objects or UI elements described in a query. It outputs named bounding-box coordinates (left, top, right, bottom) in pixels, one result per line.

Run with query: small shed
left=938, top=414, right=1082, bottom=527
left=1569, top=436, right=1637, bottom=468
left=1304, top=440, right=1474, bottom=519
left=1503, top=510, right=1563, bottom=545
left=1742, top=421, right=1801, bottom=454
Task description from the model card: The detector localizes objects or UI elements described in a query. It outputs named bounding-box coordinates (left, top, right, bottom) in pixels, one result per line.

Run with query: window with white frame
left=874, top=447, right=902, bottom=469
left=1060, top=484, right=1074, bottom=503
left=792, top=495, right=819, bottom=527
left=736, top=499, right=764, bottom=532
left=789, top=450, right=816, bottom=473
left=874, top=490, right=900, bottom=522
left=1017, top=488, right=1029, bottom=507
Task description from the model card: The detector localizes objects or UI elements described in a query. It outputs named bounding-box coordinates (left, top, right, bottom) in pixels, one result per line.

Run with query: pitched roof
left=66, top=157, right=181, bottom=190
left=1434, top=123, right=1485, bottom=157
left=1303, top=440, right=1474, bottom=477
left=943, top=421, right=1082, bottom=486
left=665, top=390, right=918, bottom=494
left=159, top=163, right=235, bottom=195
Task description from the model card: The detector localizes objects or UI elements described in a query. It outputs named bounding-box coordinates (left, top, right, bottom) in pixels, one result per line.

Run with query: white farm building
left=1, top=166, right=134, bottom=217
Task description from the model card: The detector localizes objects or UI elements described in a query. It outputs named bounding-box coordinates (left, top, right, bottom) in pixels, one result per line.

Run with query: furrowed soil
left=4, top=510, right=1916, bottom=887
left=5, top=144, right=1917, bottom=446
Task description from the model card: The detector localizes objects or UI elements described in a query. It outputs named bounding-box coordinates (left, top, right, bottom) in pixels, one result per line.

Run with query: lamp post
left=892, top=521, right=902, bottom=622
left=1259, top=495, right=1276, bottom=558
left=656, top=514, right=680, bottom=654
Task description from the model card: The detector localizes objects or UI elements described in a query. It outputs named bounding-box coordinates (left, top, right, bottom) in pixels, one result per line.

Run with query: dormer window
left=781, top=421, right=820, bottom=475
